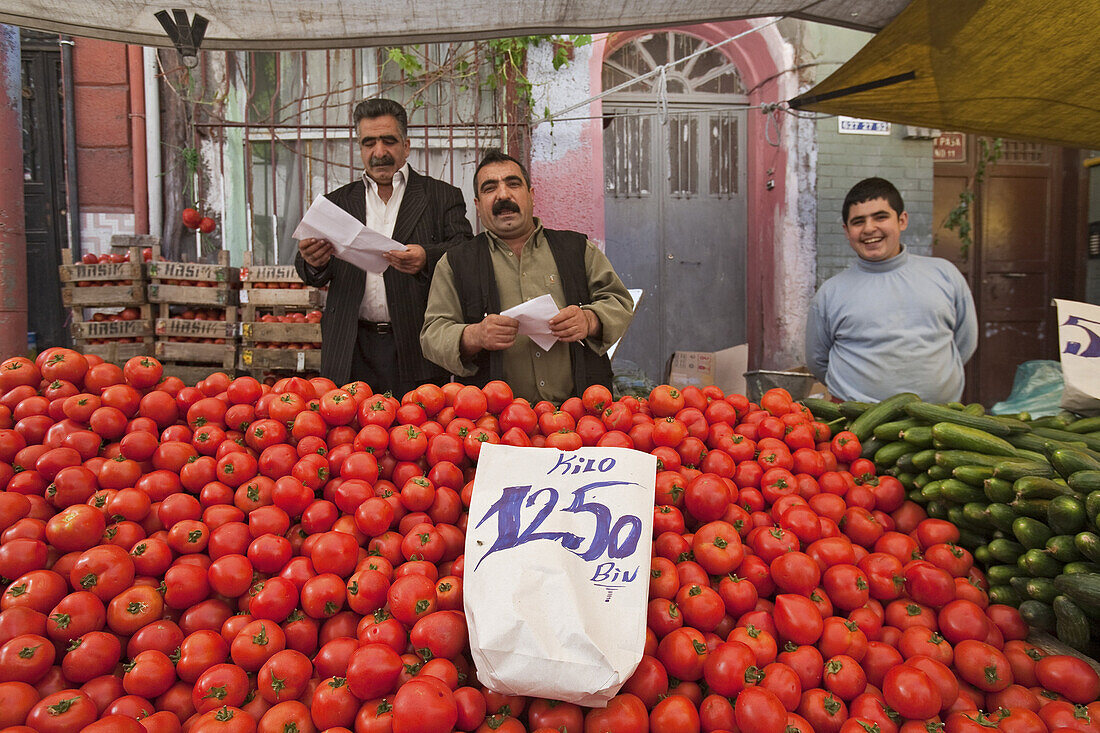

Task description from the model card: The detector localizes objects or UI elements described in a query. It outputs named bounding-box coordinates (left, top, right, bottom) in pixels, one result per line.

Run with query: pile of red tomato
left=0, top=348, right=1097, bottom=733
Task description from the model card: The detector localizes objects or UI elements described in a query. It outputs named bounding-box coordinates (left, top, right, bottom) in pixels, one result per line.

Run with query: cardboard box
left=666, top=345, right=749, bottom=395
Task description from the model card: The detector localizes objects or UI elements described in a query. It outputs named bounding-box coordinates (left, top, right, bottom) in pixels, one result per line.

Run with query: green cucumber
left=1045, top=535, right=1083, bottom=563
left=895, top=451, right=918, bottom=474
left=1053, top=572, right=1100, bottom=609
left=1023, top=577, right=1059, bottom=604
left=1018, top=600, right=1055, bottom=632
left=987, top=537, right=1025, bottom=563
left=1012, top=499, right=1051, bottom=520
left=936, top=450, right=1003, bottom=470
left=899, top=426, right=934, bottom=448
left=1051, top=448, right=1100, bottom=478
left=849, top=393, right=920, bottom=443
left=927, top=465, right=951, bottom=481
left=993, top=459, right=1056, bottom=482
left=904, top=401, right=1023, bottom=435
left=953, top=465, right=994, bottom=486
left=1087, top=490, right=1100, bottom=519
left=987, top=503, right=1018, bottom=533
left=926, top=501, right=950, bottom=520
left=802, top=398, right=843, bottom=422
left=1069, top=471, right=1100, bottom=494
left=873, top=417, right=922, bottom=441
left=984, top=477, right=1016, bottom=504
left=911, top=449, right=938, bottom=472
left=1006, top=431, right=1058, bottom=455
left=1065, top=416, right=1100, bottom=434
left=988, top=585, right=1023, bottom=606
left=838, top=401, right=874, bottom=419
left=985, top=564, right=1019, bottom=586
left=1013, top=517, right=1054, bottom=549
left=897, top=472, right=917, bottom=490
left=930, top=422, right=1020, bottom=457
left=1062, top=561, right=1100, bottom=576
left=1020, top=549, right=1062, bottom=577
left=1030, top=413, right=1075, bottom=429
left=1053, top=595, right=1090, bottom=648
left=874, top=440, right=915, bottom=469
left=921, top=481, right=945, bottom=502
left=1033, top=426, right=1100, bottom=452
left=860, top=437, right=885, bottom=460
left=1014, top=475, right=1079, bottom=500
left=912, top=472, right=932, bottom=490
left=1047, top=495, right=1088, bottom=535
left=962, top=502, right=993, bottom=530
left=973, top=545, right=994, bottom=566
left=941, top=479, right=986, bottom=504
left=907, top=489, right=927, bottom=505
left=1074, top=532, right=1100, bottom=564
left=957, top=527, right=989, bottom=549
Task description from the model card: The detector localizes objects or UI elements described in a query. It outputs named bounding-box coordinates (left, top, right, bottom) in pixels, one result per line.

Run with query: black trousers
left=349, top=323, right=425, bottom=398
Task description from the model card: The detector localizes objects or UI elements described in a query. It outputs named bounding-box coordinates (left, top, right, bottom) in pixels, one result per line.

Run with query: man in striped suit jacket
left=295, top=98, right=472, bottom=395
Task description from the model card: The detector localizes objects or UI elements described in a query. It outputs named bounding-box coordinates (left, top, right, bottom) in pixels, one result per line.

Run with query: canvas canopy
left=789, top=0, right=1100, bottom=149
left=2, top=0, right=907, bottom=50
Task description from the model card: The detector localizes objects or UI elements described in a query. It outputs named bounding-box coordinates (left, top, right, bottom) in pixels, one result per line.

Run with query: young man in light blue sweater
left=805, top=178, right=978, bottom=403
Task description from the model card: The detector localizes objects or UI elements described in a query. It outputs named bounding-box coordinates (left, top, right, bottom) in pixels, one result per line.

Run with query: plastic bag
left=990, top=360, right=1065, bottom=418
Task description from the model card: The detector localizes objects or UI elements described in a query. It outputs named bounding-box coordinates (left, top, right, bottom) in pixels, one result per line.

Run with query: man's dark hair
left=352, top=98, right=408, bottom=138
left=473, top=148, right=530, bottom=198
left=842, top=177, right=905, bottom=223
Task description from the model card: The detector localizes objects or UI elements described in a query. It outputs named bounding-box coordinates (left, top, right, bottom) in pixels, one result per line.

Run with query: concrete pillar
left=0, top=25, right=28, bottom=360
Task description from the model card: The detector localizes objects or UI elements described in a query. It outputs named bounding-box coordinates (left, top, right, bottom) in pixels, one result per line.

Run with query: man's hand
left=550, top=305, right=599, bottom=343
left=383, top=244, right=427, bottom=274
left=461, top=314, right=519, bottom=356
left=298, top=238, right=334, bottom=268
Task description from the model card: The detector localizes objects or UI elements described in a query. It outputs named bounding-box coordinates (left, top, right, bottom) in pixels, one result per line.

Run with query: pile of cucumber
left=806, top=394, right=1100, bottom=654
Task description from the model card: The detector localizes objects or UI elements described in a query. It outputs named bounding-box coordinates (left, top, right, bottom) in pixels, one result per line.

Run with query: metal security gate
left=602, top=32, right=748, bottom=382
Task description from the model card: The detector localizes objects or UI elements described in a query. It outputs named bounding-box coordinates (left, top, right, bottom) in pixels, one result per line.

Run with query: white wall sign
left=838, top=116, right=892, bottom=135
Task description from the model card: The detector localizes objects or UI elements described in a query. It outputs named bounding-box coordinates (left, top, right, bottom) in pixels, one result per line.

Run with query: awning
left=789, top=0, right=1100, bottom=149
left=2, top=0, right=908, bottom=50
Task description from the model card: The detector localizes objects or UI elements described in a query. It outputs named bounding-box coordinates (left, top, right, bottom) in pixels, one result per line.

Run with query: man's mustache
left=369, top=155, right=395, bottom=167
left=493, top=200, right=521, bottom=215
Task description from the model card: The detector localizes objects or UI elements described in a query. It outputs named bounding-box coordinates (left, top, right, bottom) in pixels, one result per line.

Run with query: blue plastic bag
left=990, top=360, right=1065, bottom=418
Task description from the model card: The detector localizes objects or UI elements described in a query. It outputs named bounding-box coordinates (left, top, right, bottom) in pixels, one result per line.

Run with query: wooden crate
left=77, top=339, right=153, bottom=364
left=239, top=255, right=323, bottom=308
left=147, top=249, right=239, bottom=307
left=161, top=363, right=234, bottom=387
left=59, top=247, right=148, bottom=309
left=239, top=346, right=321, bottom=373
left=154, top=301, right=238, bottom=373
left=71, top=304, right=154, bottom=341
left=155, top=341, right=237, bottom=369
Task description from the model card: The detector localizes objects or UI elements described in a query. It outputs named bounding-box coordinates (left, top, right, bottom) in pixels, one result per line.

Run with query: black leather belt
left=359, top=320, right=393, bottom=334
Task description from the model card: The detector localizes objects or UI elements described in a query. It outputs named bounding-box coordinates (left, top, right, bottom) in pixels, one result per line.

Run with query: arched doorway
left=603, top=32, right=748, bottom=382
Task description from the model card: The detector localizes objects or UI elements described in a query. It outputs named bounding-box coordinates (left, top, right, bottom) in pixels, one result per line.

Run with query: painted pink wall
left=532, top=22, right=793, bottom=368
left=528, top=39, right=607, bottom=243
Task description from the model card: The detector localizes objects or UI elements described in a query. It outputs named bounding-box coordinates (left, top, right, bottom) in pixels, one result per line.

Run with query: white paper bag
left=1054, top=299, right=1100, bottom=416
left=464, top=443, right=656, bottom=707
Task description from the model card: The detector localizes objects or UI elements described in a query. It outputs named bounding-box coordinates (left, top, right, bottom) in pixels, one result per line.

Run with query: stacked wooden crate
left=238, top=254, right=323, bottom=377
left=59, top=244, right=152, bottom=364
left=148, top=249, right=240, bottom=384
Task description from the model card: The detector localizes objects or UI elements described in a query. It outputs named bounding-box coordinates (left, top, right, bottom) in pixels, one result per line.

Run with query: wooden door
left=934, top=137, right=1087, bottom=406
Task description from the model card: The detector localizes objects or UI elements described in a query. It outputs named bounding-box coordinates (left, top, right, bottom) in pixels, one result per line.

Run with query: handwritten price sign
left=464, top=443, right=656, bottom=704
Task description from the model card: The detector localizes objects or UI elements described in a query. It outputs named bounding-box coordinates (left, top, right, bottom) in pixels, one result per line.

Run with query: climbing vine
left=940, top=136, right=1004, bottom=258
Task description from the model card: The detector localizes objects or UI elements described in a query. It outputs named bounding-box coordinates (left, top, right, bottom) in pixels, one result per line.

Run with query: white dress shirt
left=359, top=163, right=410, bottom=322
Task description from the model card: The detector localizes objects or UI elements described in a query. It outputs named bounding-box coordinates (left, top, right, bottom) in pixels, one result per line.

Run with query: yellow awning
left=789, top=0, right=1100, bottom=149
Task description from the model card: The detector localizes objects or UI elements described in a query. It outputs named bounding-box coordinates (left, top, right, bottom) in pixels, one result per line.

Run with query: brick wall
left=814, top=123, right=934, bottom=286
left=72, top=38, right=133, bottom=213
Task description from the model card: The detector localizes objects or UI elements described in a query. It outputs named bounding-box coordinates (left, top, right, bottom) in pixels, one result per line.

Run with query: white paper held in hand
left=463, top=443, right=656, bottom=706
left=292, top=194, right=407, bottom=274
left=499, top=294, right=561, bottom=351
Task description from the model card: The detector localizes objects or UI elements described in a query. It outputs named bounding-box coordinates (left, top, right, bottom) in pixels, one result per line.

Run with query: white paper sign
left=1055, top=298, right=1100, bottom=415
left=464, top=444, right=656, bottom=707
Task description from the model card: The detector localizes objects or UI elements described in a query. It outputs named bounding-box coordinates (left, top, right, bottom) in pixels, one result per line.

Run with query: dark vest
left=446, top=228, right=614, bottom=397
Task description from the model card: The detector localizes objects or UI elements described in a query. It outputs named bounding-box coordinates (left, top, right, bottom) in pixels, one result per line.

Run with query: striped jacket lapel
left=393, top=170, right=427, bottom=244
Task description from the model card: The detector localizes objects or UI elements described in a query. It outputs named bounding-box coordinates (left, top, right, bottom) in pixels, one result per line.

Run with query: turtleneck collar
left=855, top=244, right=909, bottom=273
